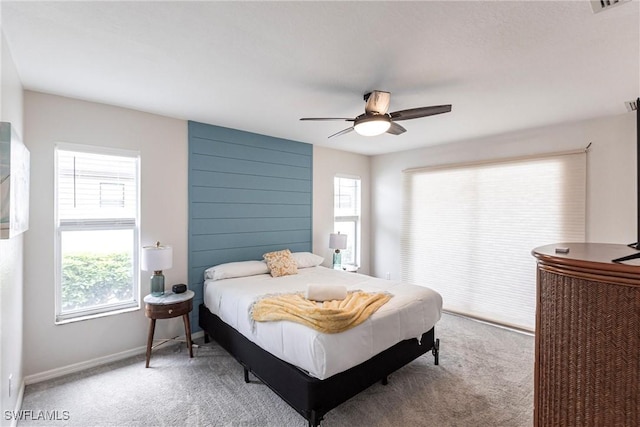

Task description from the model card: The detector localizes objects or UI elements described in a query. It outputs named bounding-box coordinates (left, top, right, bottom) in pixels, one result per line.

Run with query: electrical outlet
left=8, top=374, right=12, bottom=397
left=385, top=272, right=391, bottom=280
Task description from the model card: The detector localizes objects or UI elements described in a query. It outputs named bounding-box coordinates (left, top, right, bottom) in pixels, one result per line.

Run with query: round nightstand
left=342, top=265, right=359, bottom=273
left=144, top=290, right=195, bottom=368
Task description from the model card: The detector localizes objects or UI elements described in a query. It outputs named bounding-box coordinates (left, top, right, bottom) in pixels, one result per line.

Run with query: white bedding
left=203, top=266, right=442, bottom=380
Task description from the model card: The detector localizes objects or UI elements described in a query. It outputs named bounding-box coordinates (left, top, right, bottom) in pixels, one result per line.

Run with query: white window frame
left=334, top=175, right=361, bottom=267
left=54, top=143, right=141, bottom=324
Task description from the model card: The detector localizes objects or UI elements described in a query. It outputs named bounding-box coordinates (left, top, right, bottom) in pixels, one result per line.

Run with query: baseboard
left=443, top=310, right=534, bottom=336
left=24, top=331, right=205, bottom=385
left=24, top=346, right=147, bottom=385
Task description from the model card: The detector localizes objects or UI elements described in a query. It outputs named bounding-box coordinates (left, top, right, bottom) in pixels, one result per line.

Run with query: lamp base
left=332, top=250, right=342, bottom=270
left=150, top=271, right=165, bottom=296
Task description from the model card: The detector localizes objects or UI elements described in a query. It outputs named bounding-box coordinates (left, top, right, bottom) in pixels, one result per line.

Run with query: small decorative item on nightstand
left=141, top=241, right=173, bottom=297
left=172, top=283, right=187, bottom=294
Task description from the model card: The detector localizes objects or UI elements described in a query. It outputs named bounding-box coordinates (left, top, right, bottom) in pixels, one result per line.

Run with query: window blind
left=401, top=151, right=586, bottom=331
left=57, top=150, right=137, bottom=224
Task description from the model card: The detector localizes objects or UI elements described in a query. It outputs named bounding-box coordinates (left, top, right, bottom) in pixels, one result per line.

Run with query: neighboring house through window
left=55, top=143, right=140, bottom=323
left=334, top=175, right=361, bottom=267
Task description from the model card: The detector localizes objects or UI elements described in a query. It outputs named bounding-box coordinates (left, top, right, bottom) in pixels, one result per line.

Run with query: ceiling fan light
left=354, top=116, right=391, bottom=136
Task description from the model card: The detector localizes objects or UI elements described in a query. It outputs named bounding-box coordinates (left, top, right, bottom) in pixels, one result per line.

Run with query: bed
left=198, top=253, right=442, bottom=426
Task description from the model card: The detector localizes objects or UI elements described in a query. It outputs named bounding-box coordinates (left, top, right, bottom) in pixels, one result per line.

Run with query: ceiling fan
left=300, top=90, right=452, bottom=138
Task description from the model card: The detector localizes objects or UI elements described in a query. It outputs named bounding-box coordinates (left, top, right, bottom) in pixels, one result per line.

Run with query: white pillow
left=291, top=252, right=324, bottom=268
left=204, top=260, right=269, bottom=281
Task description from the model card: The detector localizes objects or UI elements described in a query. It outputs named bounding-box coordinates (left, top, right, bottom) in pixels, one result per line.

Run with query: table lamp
left=141, top=241, right=173, bottom=296
left=329, top=232, right=347, bottom=269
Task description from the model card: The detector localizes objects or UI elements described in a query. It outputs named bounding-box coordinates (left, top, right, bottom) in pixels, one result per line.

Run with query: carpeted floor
left=18, top=313, right=534, bottom=426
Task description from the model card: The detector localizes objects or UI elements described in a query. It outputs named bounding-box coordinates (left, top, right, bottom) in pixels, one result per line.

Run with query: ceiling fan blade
left=364, top=91, right=391, bottom=115
left=390, top=104, right=452, bottom=121
left=300, top=117, right=354, bottom=121
left=328, top=127, right=354, bottom=138
left=387, top=121, right=407, bottom=135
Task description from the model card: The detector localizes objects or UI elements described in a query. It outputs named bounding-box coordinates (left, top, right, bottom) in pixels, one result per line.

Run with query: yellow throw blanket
left=251, top=291, right=392, bottom=334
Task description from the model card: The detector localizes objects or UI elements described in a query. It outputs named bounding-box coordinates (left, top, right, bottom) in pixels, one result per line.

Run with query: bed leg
left=243, top=367, right=250, bottom=383
left=204, top=333, right=211, bottom=344
left=432, top=338, right=440, bottom=365
left=381, top=376, right=388, bottom=385
left=309, top=410, right=322, bottom=427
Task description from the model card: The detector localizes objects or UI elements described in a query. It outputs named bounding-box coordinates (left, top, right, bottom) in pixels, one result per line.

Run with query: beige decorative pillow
left=263, top=249, right=298, bottom=277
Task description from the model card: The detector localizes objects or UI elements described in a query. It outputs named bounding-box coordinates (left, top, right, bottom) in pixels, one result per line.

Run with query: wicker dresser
left=532, top=243, right=640, bottom=427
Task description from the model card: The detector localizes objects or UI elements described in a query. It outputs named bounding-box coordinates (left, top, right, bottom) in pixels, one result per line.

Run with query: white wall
left=23, top=91, right=188, bottom=377
left=312, top=146, right=371, bottom=274
left=371, top=113, right=636, bottom=280
left=0, top=31, right=25, bottom=423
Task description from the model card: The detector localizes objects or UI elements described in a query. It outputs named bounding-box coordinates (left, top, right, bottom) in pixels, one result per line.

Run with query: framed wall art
left=1, top=121, right=30, bottom=239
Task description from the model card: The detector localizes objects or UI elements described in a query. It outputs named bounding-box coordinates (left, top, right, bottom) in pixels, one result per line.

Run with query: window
left=401, top=151, right=586, bottom=331
left=334, top=176, right=361, bottom=266
left=55, top=144, right=140, bottom=323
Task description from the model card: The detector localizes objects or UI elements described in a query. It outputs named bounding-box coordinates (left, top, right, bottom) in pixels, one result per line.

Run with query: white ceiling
left=2, top=1, right=639, bottom=156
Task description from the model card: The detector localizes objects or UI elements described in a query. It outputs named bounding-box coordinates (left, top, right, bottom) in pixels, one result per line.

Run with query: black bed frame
left=199, top=303, right=440, bottom=426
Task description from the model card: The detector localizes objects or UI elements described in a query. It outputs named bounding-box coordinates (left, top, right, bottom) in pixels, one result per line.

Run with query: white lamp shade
left=329, top=233, right=347, bottom=250
left=141, top=244, right=173, bottom=271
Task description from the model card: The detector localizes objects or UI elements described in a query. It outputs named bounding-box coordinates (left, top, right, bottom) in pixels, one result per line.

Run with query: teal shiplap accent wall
left=188, top=121, right=313, bottom=330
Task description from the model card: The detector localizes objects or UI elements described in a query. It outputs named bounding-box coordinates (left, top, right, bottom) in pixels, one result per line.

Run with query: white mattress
left=203, top=266, right=442, bottom=380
